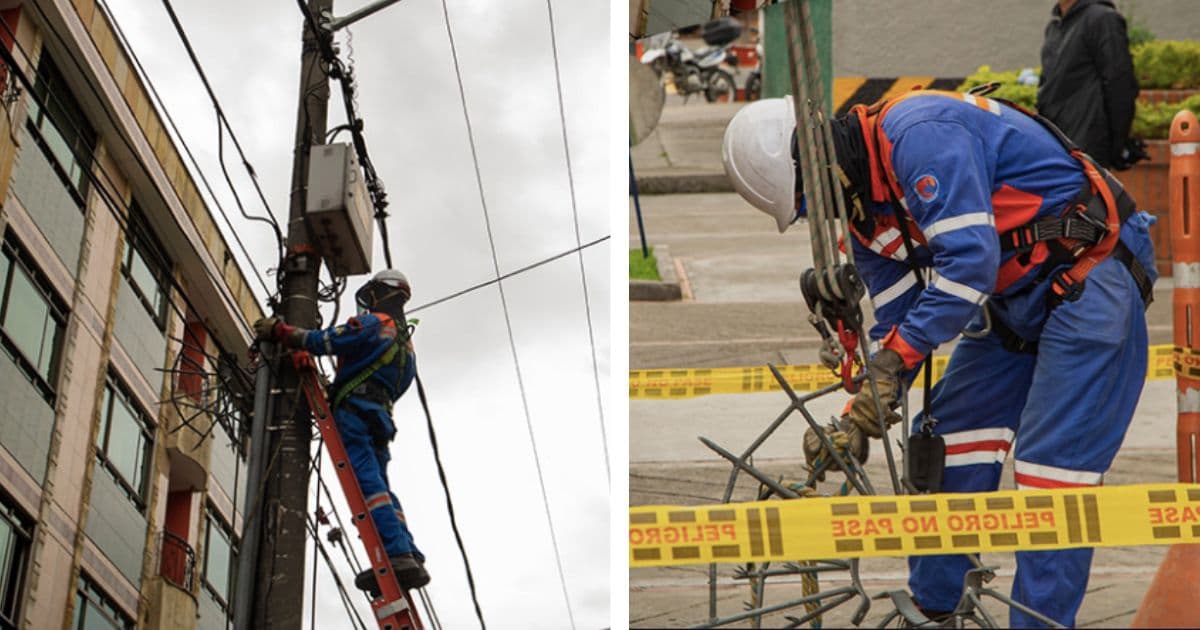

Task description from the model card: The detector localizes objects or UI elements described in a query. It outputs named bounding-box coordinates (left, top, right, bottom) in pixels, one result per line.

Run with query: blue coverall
left=300, top=312, right=422, bottom=561
left=850, top=92, right=1155, bottom=627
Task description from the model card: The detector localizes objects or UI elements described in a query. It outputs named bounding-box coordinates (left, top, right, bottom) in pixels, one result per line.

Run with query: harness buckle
left=1008, top=227, right=1035, bottom=254
left=1073, top=202, right=1108, bottom=236
left=1049, top=270, right=1085, bottom=306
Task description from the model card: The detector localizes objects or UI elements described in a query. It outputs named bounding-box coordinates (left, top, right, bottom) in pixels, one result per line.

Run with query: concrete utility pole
left=240, top=1, right=331, bottom=627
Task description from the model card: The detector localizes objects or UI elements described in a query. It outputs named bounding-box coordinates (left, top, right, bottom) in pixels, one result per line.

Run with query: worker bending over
left=721, top=90, right=1155, bottom=626
left=255, top=269, right=430, bottom=594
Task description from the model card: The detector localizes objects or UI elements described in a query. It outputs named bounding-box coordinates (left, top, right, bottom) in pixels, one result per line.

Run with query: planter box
left=1140, top=89, right=1200, bottom=106
left=1117, top=139, right=1171, bottom=276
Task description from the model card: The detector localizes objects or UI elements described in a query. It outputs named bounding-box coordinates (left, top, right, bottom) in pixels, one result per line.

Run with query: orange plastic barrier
left=1132, top=108, right=1200, bottom=630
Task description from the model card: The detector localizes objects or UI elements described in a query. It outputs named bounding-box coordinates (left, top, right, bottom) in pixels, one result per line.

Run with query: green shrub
left=1132, top=94, right=1200, bottom=139
left=960, top=58, right=1200, bottom=139
left=956, top=66, right=1038, bottom=110
left=1132, top=40, right=1200, bottom=89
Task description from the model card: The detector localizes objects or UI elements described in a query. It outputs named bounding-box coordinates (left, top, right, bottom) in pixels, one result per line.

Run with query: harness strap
left=862, top=90, right=1152, bottom=311
left=330, top=313, right=411, bottom=409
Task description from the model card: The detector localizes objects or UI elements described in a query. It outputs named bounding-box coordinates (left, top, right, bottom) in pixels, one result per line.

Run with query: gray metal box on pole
left=305, top=142, right=374, bottom=276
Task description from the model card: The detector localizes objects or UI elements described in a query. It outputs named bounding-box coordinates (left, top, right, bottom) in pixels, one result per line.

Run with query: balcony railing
left=157, top=530, right=195, bottom=591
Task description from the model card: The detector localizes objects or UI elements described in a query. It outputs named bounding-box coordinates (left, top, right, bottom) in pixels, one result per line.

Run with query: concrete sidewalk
left=631, top=102, right=740, bottom=194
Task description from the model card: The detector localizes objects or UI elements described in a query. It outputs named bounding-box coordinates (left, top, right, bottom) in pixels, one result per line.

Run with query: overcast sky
left=101, top=0, right=612, bottom=628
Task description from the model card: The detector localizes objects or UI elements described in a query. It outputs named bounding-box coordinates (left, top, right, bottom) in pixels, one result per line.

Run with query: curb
left=630, top=244, right=683, bottom=301
left=634, top=172, right=732, bottom=195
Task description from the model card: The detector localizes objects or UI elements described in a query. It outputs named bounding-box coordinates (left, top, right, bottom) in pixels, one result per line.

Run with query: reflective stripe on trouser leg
left=374, top=437, right=422, bottom=562
left=334, top=407, right=420, bottom=558
left=1009, top=253, right=1149, bottom=628
left=908, top=333, right=1036, bottom=612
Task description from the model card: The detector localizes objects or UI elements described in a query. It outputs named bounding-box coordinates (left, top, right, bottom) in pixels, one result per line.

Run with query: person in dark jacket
left=1037, top=0, right=1140, bottom=169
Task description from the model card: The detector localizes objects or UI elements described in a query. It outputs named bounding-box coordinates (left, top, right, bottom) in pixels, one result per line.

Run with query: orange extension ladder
left=293, top=351, right=424, bottom=630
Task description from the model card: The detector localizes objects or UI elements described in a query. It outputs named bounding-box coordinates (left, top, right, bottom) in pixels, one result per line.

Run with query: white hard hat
left=721, top=96, right=798, bottom=233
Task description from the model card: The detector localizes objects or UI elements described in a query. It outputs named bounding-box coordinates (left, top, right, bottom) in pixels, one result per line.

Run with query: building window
left=201, top=506, right=235, bottom=616
left=27, top=51, right=95, bottom=201
left=121, top=207, right=170, bottom=329
left=0, top=232, right=69, bottom=401
left=0, top=495, right=33, bottom=630
left=95, top=373, right=155, bottom=511
left=71, top=573, right=133, bottom=630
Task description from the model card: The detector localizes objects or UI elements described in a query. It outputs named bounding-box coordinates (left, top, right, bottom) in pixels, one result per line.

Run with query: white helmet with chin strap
left=355, top=269, right=411, bottom=319
left=721, top=95, right=802, bottom=233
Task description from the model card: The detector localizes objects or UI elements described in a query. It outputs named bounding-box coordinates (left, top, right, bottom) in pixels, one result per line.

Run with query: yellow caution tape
left=629, top=483, right=1200, bottom=567
left=631, top=343, right=1177, bottom=400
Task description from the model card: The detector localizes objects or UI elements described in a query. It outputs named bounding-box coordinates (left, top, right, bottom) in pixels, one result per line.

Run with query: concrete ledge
left=634, top=171, right=732, bottom=195
left=630, top=244, right=683, bottom=301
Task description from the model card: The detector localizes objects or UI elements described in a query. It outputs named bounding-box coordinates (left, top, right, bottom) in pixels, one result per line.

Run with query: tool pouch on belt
left=349, top=380, right=394, bottom=449
left=907, top=431, right=945, bottom=493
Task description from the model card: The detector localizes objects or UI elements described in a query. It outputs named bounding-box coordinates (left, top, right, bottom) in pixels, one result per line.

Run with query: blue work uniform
left=850, top=92, right=1155, bottom=627
left=301, top=312, right=422, bottom=561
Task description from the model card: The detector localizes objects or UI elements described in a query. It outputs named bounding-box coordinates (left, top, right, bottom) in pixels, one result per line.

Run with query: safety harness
left=330, top=312, right=412, bottom=411
left=850, top=88, right=1154, bottom=355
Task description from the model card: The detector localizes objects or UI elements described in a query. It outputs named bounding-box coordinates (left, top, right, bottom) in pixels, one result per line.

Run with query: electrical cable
left=294, top=0, right=394, bottom=268
left=407, top=235, right=609, bottom=314
left=414, top=372, right=486, bottom=629
left=440, top=1, right=576, bottom=627
left=543, top=0, right=609, bottom=482
left=9, top=5, right=259, bottom=345
left=95, top=0, right=275, bottom=298
left=157, top=0, right=285, bottom=247
left=305, top=515, right=371, bottom=630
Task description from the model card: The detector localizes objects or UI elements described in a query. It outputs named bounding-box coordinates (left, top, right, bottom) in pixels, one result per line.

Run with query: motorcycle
left=639, top=18, right=741, bottom=103
left=743, top=44, right=764, bottom=102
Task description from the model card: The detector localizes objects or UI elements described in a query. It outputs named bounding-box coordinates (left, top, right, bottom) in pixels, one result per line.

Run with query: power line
left=439, top=1, right=576, bottom=628
left=543, top=0, right=609, bottom=483
left=94, top=0, right=274, bottom=298
left=157, top=0, right=286, bottom=248
left=407, top=235, right=609, bottom=314
left=414, top=372, right=485, bottom=628
left=12, top=3, right=258, bottom=344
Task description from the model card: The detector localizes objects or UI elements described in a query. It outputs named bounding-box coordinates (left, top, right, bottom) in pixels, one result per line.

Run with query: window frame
left=94, top=372, right=155, bottom=513
left=0, top=231, right=69, bottom=403
left=0, top=494, right=33, bottom=630
left=120, top=207, right=171, bottom=330
left=25, top=50, right=95, bottom=205
left=72, top=573, right=134, bottom=630
left=200, top=504, right=236, bottom=616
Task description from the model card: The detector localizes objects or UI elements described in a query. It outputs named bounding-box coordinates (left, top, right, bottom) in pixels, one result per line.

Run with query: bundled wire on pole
left=294, top=0, right=395, bottom=268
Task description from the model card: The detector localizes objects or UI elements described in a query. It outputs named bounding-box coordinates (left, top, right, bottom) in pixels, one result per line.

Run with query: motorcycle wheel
left=744, top=73, right=762, bottom=102
left=704, top=69, right=736, bottom=103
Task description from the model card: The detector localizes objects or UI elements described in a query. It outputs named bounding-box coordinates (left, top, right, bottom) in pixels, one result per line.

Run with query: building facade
left=0, top=1, right=263, bottom=628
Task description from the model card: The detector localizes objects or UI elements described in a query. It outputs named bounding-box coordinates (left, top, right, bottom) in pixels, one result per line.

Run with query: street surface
left=629, top=100, right=1179, bottom=628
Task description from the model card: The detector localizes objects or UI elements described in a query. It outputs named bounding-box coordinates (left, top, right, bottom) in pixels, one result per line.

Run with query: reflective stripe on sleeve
left=921, top=212, right=994, bottom=241
left=931, top=275, right=988, bottom=305
left=872, top=273, right=919, bottom=309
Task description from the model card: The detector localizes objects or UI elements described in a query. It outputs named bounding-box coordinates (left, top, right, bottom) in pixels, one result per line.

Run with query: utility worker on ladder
left=254, top=269, right=430, bottom=594
left=722, top=89, right=1156, bottom=627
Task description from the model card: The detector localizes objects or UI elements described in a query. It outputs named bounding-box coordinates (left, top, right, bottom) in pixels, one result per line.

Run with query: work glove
left=803, top=417, right=868, bottom=480
left=845, top=348, right=905, bottom=438
left=253, top=316, right=283, bottom=342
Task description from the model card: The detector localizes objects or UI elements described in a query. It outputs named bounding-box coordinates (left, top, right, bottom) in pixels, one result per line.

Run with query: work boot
left=354, top=554, right=430, bottom=597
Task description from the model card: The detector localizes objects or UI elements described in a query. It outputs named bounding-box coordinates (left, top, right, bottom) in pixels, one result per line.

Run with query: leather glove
left=253, top=316, right=282, bottom=342
left=846, top=348, right=905, bottom=438
left=803, top=417, right=869, bottom=480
